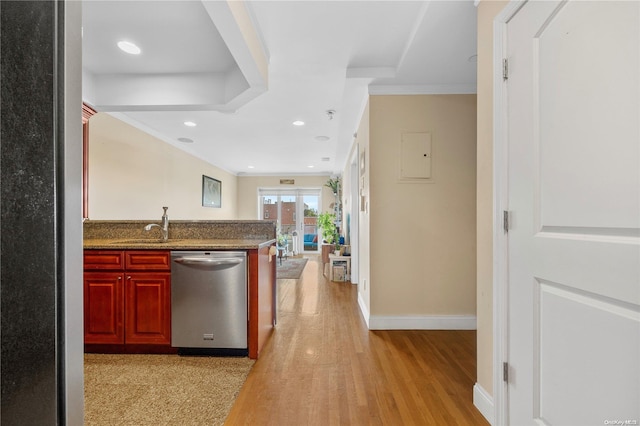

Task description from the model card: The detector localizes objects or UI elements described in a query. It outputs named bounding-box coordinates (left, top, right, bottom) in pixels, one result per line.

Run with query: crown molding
left=368, top=84, right=477, bottom=95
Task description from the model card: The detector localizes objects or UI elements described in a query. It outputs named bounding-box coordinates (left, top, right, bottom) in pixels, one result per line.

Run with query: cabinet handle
left=127, top=276, right=131, bottom=280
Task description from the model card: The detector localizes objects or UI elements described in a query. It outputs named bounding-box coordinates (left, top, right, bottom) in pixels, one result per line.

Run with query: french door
left=259, top=189, right=321, bottom=254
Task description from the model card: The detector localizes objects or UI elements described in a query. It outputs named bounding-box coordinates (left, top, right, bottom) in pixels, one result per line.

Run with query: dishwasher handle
left=173, top=257, right=243, bottom=269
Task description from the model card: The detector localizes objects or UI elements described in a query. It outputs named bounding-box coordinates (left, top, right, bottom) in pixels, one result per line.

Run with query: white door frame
left=492, top=1, right=527, bottom=424
left=349, top=146, right=360, bottom=284
left=258, top=187, right=322, bottom=254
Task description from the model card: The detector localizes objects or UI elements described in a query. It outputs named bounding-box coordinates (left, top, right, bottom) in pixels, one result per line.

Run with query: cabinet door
left=125, top=273, right=171, bottom=345
left=84, top=272, right=125, bottom=344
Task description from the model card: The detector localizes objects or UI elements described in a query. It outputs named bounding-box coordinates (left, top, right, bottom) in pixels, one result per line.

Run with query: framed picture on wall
left=202, top=175, right=221, bottom=208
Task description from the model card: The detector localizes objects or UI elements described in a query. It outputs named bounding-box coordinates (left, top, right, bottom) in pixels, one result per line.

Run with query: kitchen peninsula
left=83, top=220, right=277, bottom=359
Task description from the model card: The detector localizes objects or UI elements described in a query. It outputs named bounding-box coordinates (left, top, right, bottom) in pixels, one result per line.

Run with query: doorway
left=259, top=189, right=322, bottom=255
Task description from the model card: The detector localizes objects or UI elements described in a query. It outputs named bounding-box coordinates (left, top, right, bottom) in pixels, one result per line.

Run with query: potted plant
left=334, top=236, right=342, bottom=255
left=317, top=212, right=337, bottom=244
left=324, top=177, right=341, bottom=195
left=318, top=212, right=343, bottom=257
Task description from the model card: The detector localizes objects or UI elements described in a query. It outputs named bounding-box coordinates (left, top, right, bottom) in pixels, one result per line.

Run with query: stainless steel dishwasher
left=171, top=251, right=247, bottom=355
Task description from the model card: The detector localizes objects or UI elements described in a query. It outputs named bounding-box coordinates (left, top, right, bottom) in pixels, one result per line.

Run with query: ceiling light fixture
left=307, top=165, right=315, bottom=168
left=117, top=40, right=141, bottom=55
left=248, top=166, right=255, bottom=169
left=292, top=120, right=305, bottom=126
left=177, top=137, right=193, bottom=143
left=183, top=121, right=197, bottom=127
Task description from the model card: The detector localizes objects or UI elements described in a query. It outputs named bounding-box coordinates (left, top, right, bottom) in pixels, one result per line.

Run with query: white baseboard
left=368, top=315, right=477, bottom=330
left=357, top=292, right=370, bottom=328
left=473, top=383, right=494, bottom=425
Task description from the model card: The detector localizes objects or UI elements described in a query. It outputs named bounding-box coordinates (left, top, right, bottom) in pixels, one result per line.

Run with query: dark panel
left=1, top=1, right=62, bottom=424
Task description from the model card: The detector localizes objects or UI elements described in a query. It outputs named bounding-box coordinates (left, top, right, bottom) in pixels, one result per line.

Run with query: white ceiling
left=82, top=0, right=477, bottom=176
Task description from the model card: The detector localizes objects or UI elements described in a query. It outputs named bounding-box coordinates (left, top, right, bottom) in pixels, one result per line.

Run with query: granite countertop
left=84, top=238, right=276, bottom=250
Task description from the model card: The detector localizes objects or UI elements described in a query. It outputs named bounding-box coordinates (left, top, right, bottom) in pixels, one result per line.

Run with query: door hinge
left=503, top=58, right=509, bottom=81
left=503, top=210, right=510, bottom=232
left=503, top=362, right=509, bottom=383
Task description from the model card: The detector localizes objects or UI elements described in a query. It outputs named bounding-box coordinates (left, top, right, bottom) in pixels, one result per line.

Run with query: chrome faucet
left=144, top=206, right=169, bottom=241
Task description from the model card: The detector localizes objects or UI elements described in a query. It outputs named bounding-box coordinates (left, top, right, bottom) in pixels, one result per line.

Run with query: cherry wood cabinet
left=247, top=245, right=276, bottom=359
left=84, top=245, right=276, bottom=358
left=84, top=250, right=172, bottom=353
left=125, top=272, right=171, bottom=345
left=83, top=271, right=125, bottom=344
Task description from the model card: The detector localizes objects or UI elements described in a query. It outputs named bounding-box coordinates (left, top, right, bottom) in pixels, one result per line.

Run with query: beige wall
left=88, top=113, right=238, bottom=220
left=236, top=175, right=335, bottom=220
left=368, top=95, right=477, bottom=317
left=477, top=0, right=509, bottom=397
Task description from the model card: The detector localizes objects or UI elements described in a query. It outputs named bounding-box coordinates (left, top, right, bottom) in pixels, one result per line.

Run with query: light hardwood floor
left=226, top=256, right=489, bottom=425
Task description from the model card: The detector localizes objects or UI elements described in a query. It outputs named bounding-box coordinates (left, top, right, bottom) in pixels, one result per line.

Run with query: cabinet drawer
left=84, top=250, right=125, bottom=270
left=125, top=251, right=170, bottom=271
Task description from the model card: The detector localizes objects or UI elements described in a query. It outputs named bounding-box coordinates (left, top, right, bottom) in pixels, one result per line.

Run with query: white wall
left=88, top=113, right=238, bottom=220
left=362, top=95, right=478, bottom=328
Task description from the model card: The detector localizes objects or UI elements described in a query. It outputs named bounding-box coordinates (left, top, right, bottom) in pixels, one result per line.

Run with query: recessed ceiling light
left=307, top=165, right=315, bottom=168
left=177, top=137, right=193, bottom=143
left=292, top=120, right=305, bottom=126
left=117, top=41, right=141, bottom=55
left=321, top=157, right=330, bottom=162
left=248, top=165, right=255, bottom=169
left=183, top=121, right=197, bottom=127
left=314, top=136, right=330, bottom=142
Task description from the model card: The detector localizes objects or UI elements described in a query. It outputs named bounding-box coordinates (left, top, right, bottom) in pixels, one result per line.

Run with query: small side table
left=277, top=246, right=288, bottom=265
left=328, top=253, right=351, bottom=282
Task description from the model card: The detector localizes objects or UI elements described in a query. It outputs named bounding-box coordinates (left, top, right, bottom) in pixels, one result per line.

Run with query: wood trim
left=248, top=249, right=259, bottom=359
left=82, top=121, right=89, bottom=218
left=82, top=103, right=96, bottom=123
left=84, top=344, right=177, bottom=354
left=82, top=102, right=96, bottom=219
left=247, top=245, right=276, bottom=359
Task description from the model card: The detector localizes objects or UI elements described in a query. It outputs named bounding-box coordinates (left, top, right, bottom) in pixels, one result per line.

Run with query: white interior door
left=506, top=1, right=640, bottom=424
